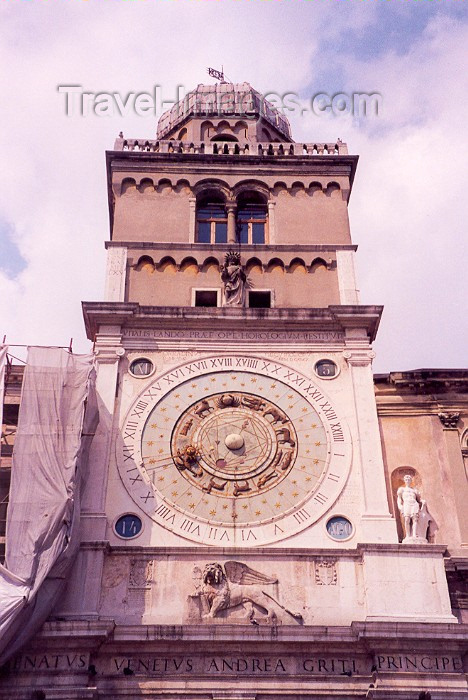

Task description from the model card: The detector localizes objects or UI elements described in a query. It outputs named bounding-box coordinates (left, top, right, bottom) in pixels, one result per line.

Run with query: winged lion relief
left=188, top=561, right=304, bottom=625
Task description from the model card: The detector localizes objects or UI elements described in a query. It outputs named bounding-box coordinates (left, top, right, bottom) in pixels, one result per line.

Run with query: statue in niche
left=191, top=561, right=303, bottom=625
left=397, top=474, right=431, bottom=543
left=221, top=251, right=246, bottom=306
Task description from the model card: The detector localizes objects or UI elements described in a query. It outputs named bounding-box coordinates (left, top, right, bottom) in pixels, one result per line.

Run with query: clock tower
left=13, top=81, right=460, bottom=698
left=85, top=82, right=396, bottom=552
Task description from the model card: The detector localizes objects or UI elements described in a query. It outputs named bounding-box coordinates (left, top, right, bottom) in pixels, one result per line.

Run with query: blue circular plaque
left=326, top=516, right=353, bottom=541
left=114, top=514, right=143, bottom=539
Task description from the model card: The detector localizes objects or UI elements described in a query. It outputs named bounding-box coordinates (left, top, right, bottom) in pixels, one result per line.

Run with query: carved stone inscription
left=107, top=654, right=463, bottom=677
left=11, top=654, right=89, bottom=672
left=122, top=329, right=344, bottom=343
left=10, top=653, right=464, bottom=676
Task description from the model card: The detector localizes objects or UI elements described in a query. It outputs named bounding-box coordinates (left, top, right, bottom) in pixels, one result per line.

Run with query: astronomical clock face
left=117, top=355, right=351, bottom=546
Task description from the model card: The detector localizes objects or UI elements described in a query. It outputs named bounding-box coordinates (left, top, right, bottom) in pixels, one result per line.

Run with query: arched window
left=196, top=194, right=228, bottom=244
left=236, top=192, right=267, bottom=244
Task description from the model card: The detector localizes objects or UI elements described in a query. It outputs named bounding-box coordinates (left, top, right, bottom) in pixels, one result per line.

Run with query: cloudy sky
left=0, top=0, right=466, bottom=372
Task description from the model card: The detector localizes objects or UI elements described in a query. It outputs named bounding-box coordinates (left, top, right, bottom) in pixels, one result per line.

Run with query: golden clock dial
left=117, top=356, right=351, bottom=546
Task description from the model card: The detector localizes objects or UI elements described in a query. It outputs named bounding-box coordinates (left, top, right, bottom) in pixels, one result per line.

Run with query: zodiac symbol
left=233, top=480, right=251, bottom=497
left=216, top=394, right=240, bottom=409
left=194, top=400, right=214, bottom=419
left=275, top=426, right=295, bottom=448
left=203, top=476, right=227, bottom=494
left=241, top=396, right=266, bottom=412
left=174, top=445, right=203, bottom=477
left=257, top=471, right=277, bottom=489
left=180, top=418, right=193, bottom=436
left=263, top=407, right=288, bottom=425
left=278, top=451, right=293, bottom=471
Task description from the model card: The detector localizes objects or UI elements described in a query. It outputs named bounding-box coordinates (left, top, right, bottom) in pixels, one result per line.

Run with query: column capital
left=343, top=349, right=375, bottom=367
left=94, top=331, right=125, bottom=362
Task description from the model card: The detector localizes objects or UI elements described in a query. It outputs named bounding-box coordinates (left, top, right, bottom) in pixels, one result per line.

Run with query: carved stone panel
left=314, top=559, right=338, bottom=586
left=186, top=561, right=304, bottom=625
left=129, top=558, right=154, bottom=589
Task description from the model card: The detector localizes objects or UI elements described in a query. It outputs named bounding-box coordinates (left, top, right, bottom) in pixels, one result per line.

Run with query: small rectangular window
left=215, top=222, right=227, bottom=243
left=252, top=222, right=265, bottom=244
left=197, top=221, right=211, bottom=243
left=194, top=290, right=219, bottom=307
left=248, top=291, right=271, bottom=308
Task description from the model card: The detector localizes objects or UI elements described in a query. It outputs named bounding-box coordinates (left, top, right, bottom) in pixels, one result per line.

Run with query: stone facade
left=1, top=82, right=467, bottom=698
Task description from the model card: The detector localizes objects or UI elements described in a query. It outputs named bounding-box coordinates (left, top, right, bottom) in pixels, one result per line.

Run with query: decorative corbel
left=438, top=412, right=460, bottom=429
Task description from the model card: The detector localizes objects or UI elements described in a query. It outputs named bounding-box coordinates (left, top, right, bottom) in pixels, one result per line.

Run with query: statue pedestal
left=402, top=536, right=428, bottom=545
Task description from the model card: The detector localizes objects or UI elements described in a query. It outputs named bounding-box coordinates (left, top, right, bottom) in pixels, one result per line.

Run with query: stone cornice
left=105, top=241, right=358, bottom=253
left=82, top=302, right=382, bottom=343
left=78, top=542, right=447, bottom=558
left=375, top=398, right=468, bottom=417
left=33, top=619, right=468, bottom=645
left=374, top=369, right=468, bottom=391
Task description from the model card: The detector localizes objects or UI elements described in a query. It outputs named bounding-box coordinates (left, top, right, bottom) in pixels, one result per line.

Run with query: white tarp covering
left=0, top=347, right=98, bottom=663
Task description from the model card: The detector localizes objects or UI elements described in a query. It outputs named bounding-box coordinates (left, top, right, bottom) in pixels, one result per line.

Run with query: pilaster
left=189, top=197, right=196, bottom=243
left=73, top=328, right=124, bottom=618
left=336, top=249, right=360, bottom=304
left=104, top=246, right=127, bottom=302
left=438, top=412, right=468, bottom=547
left=344, top=330, right=397, bottom=542
left=267, top=201, right=276, bottom=244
